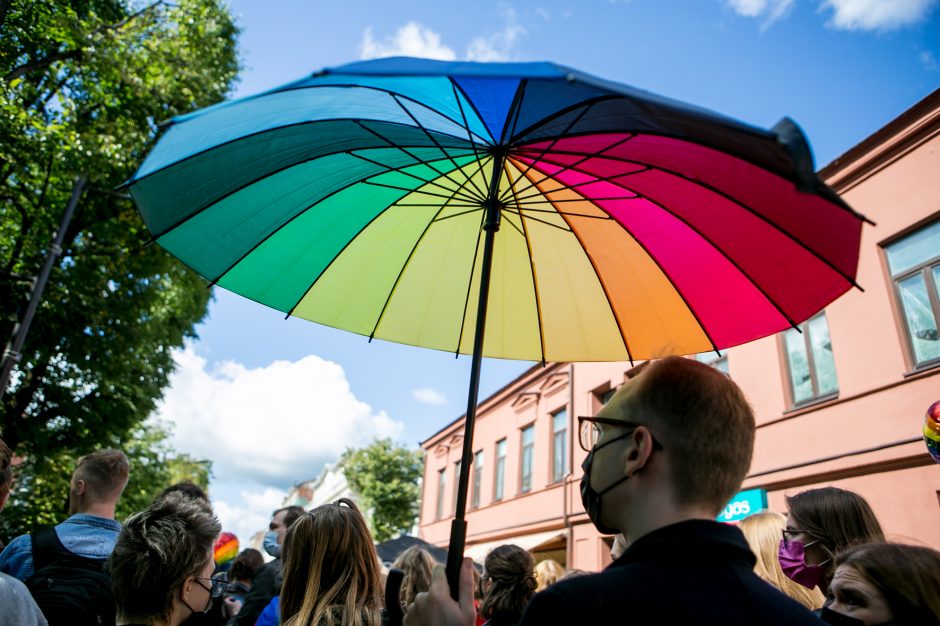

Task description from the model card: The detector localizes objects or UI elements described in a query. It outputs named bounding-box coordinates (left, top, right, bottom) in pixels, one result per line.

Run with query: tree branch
left=4, top=48, right=83, bottom=83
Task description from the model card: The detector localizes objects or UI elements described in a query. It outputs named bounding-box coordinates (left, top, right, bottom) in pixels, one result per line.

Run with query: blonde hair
left=738, top=511, right=825, bottom=610
left=391, top=546, right=436, bottom=605
left=534, top=559, right=564, bottom=592
left=280, top=499, right=382, bottom=626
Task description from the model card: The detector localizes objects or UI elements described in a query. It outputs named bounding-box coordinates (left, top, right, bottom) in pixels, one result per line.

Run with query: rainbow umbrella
left=126, top=57, right=867, bottom=594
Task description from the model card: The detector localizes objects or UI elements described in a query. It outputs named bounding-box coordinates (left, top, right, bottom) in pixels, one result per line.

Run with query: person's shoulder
left=521, top=571, right=609, bottom=623
left=0, top=572, right=47, bottom=626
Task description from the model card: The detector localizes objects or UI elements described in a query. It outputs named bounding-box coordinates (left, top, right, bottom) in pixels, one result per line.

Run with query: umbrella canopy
left=127, top=57, right=865, bottom=364
left=127, top=57, right=867, bottom=599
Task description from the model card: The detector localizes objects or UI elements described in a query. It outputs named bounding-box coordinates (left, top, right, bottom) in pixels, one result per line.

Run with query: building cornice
left=419, top=362, right=566, bottom=448
left=819, top=88, right=940, bottom=193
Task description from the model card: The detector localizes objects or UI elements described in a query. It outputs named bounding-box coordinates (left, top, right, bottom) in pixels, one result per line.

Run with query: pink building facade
left=418, top=90, right=940, bottom=571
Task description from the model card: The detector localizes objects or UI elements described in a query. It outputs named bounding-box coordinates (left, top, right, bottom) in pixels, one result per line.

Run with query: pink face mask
left=777, top=538, right=828, bottom=590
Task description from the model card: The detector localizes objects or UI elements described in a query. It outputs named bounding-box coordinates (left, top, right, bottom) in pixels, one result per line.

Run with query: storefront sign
left=718, top=488, right=768, bottom=522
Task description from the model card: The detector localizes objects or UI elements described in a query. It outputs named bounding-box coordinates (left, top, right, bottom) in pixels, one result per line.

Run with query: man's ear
left=180, top=576, right=194, bottom=601
left=74, top=479, right=86, bottom=496
left=623, top=426, right=655, bottom=477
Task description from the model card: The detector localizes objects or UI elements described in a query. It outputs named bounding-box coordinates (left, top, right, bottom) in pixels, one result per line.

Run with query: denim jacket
left=0, top=513, right=122, bottom=581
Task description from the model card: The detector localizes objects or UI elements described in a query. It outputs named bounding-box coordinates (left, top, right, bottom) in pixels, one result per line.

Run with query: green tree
left=339, top=438, right=424, bottom=542
left=0, top=0, right=239, bottom=454
left=0, top=0, right=238, bottom=539
left=0, top=420, right=212, bottom=541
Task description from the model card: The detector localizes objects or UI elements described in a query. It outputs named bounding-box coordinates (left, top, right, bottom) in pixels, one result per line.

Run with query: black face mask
left=183, top=581, right=214, bottom=616
left=580, top=430, right=635, bottom=536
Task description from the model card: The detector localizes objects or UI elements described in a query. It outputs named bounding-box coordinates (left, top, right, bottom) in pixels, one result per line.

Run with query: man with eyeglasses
left=108, top=491, right=227, bottom=626
left=406, top=356, right=824, bottom=626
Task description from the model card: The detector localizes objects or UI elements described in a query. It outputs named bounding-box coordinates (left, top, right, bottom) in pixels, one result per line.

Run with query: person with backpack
left=0, top=448, right=129, bottom=625
left=0, top=437, right=47, bottom=626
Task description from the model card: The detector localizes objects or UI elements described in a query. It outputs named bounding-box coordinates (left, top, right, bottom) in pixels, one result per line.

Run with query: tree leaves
left=0, top=0, right=237, bottom=537
left=339, top=439, right=424, bottom=543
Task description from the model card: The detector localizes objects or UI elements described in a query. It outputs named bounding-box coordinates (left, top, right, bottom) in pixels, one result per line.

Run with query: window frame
left=452, top=460, right=461, bottom=511
left=435, top=467, right=446, bottom=520
left=519, top=423, right=535, bottom=494
left=882, top=220, right=940, bottom=372
left=493, top=438, right=507, bottom=502
left=471, top=450, right=483, bottom=509
left=780, top=311, right=839, bottom=409
left=550, top=407, right=568, bottom=484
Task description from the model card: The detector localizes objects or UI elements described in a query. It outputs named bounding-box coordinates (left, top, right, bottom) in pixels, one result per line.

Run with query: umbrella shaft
left=446, top=155, right=504, bottom=599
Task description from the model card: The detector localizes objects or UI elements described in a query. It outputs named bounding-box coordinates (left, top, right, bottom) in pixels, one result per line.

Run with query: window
left=695, top=351, right=729, bottom=374
left=520, top=424, right=534, bottom=493
left=599, top=387, right=617, bottom=405
left=783, top=312, right=838, bottom=406
left=494, top=439, right=506, bottom=501
left=436, top=468, right=446, bottom=520
left=884, top=220, right=940, bottom=369
left=471, top=450, right=483, bottom=509
left=551, top=408, right=568, bottom=483
left=452, top=461, right=461, bottom=510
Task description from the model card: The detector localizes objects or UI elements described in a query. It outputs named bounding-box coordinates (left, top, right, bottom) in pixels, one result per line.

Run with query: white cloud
left=725, top=0, right=795, bottom=28
left=820, top=0, right=938, bottom=30
left=360, top=22, right=456, bottom=60
left=154, top=346, right=403, bottom=485
left=413, top=387, right=447, bottom=406
left=921, top=50, right=939, bottom=71
left=467, top=6, right=527, bottom=61
left=213, top=486, right=286, bottom=548
left=359, top=8, right=526, bottom=64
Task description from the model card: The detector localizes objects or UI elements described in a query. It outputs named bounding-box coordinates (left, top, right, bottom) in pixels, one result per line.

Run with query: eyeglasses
left=781, top=528, right=807, bottom=549
left=195, top=577, right=229, bottom=598
left=577, top=416, right=663, bottom=452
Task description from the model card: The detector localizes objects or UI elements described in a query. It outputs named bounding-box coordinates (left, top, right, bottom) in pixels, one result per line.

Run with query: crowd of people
left=1, top=356, right=939, bottom=626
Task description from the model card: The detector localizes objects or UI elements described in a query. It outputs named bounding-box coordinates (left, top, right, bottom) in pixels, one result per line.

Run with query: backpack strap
left=30, top=525, right=65, bottom=572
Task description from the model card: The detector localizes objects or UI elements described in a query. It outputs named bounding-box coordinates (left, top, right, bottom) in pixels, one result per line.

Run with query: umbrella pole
left=445, top=160, right=504, bottom=600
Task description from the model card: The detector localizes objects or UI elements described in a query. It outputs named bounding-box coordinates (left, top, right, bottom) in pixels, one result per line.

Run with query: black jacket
left=229, top=559, right=282, bottom=626
left=521, top=520, right=824, bottom=625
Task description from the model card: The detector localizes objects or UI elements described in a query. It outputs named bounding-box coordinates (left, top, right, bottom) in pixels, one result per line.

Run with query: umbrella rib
left=508, top=167, right=651, bottom=206
left=512, top=132, right=871, bottom=225
left=391, top=95, right=489, bottom=201
left=526, top=147, right=862, bottom=291
left=367, top=175, right=478, bottom=342
left=524, top=158, right=803, bottom=330
left=450, top=79, right=495, bottom=192
left=503, top=161, right=546, bottom=365
left=126, top=116, right=475, bottom=189
left=498, top=209, right=527, bottom=238
left=431, top=207, right=485, bottom=223
left=354, top=121, right=483, bottom=204
left=511, top=206, right=614, bottom=220
left=203, top=165, right=424, bottom=289
left=501, top=135, right=636, bottom=204
left=361, top=180, right=482, bottom=203
left=512, top=167, right=636, bottom=364
left=284, top=198, right=416, bottom=320
left=262, top=82, right=493, bottom=144
left=347, top=150, right=482, bottom=205
left=142, top=140, right=475, bottom=243
left=502, top=208, right=572, bottom=233
left=506, top=94, right=623, bottom=145
left=454, top=209, right=489, bottom=357
left=499, top=101, right=597, bottom=205
left=500, top=78, right=530, bottom=146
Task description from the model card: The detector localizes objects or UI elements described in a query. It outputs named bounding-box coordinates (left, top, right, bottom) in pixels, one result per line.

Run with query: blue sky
left=150, top=0, right=940, bottom=543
